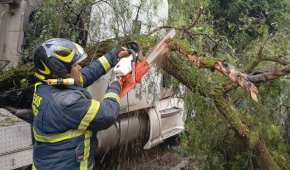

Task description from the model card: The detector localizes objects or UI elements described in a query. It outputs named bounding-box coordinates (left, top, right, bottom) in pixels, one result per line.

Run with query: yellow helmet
left=33, top=38, right=87, bottom=80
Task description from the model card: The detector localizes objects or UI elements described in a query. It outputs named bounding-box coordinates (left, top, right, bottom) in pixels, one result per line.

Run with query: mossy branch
left=169, top=40, right=259, bottom=102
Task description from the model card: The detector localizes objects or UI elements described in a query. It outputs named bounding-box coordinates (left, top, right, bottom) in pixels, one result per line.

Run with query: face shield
left=74, top=43, right=88, bottom=64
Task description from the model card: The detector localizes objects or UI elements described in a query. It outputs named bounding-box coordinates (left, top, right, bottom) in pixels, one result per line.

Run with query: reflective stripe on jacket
left=32, top=50, right=121, bottom=170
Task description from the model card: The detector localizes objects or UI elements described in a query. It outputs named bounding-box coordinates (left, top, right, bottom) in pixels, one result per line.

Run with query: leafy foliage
left=22, top=0, right=94, bottom=62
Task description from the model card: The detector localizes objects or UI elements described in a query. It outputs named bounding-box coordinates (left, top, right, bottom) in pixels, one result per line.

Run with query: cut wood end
left=250, top=92, right=258, bottom=102
left=248, top=83, right=259, bottom=102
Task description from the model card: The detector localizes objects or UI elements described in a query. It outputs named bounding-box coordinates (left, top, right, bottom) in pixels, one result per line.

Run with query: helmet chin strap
left=44, top=78, right=75, bottom=86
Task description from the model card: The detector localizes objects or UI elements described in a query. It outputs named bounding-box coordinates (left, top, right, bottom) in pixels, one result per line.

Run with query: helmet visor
left=74, top=43, right=88, bottom=64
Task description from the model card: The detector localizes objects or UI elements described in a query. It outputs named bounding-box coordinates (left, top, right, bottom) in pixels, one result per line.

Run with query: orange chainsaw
left=119, top=29, right=176, bottom=97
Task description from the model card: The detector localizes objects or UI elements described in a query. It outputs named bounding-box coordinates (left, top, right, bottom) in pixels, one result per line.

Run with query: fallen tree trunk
left=212, top=96, right=280, bottom=170
left=163, top=52, right=280, bottom=170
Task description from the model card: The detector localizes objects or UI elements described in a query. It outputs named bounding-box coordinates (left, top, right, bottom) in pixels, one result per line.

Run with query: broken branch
left=248, top=64, right=290, bottom=83
left=147, top=6, right=203, bottom=36
left=170, top=41, right=259, bottom=101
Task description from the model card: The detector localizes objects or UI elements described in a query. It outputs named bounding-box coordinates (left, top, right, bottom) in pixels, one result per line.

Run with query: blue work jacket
left=32, top=49, right=121, bottom=170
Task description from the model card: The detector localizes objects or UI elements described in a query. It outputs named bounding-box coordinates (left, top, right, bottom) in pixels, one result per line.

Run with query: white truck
left=0, top=0, right=186, bottom=169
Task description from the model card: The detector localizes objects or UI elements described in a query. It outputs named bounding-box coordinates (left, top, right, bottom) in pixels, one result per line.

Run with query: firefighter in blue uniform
left=31, top=38, right=130, bottom=170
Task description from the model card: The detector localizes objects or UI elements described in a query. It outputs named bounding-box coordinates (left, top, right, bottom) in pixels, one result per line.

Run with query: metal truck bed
left=0, top=109, right=32, bottom=170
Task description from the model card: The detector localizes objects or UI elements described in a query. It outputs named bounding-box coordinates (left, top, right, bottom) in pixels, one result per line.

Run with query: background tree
left=22, top=0, right=94, bottom=63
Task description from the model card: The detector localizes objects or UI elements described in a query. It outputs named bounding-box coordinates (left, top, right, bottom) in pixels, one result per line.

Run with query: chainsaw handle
left=127, top=49, right=138, bottom=62
left=127, top=41, right=140, bottom=53
left=127, top=41, right=140, bottom=63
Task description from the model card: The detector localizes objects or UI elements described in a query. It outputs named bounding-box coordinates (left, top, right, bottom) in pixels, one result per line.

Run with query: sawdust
left=95, top=139, right=193, bottom=170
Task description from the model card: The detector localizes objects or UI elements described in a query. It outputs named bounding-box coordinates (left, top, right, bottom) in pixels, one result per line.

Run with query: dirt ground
left=95, top=139, right=193, bottom=170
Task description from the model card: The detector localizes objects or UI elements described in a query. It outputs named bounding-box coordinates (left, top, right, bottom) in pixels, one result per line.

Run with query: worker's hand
left=116, top=47, right=130, bottom=58
left=113, top=55, right=133, bottom=77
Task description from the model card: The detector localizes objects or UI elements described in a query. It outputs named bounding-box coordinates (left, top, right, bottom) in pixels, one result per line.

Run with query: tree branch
left=248, top=64, right=290, bottom=83
left=245, top=35, right=271, bottom=73
left=185, top=6, right=204, bottom=30
left=261, top=56, right=290, bottom=66
left=224, top=58, right=290, bottom=94
left=170, top=41, right=259, bottom=101
left=147, top=6, right=204, bottom=35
